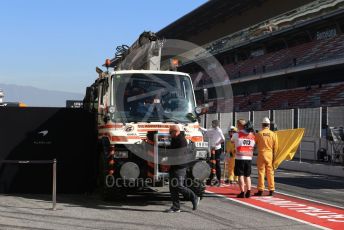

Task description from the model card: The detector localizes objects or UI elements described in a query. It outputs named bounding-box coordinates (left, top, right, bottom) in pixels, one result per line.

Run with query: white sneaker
left=165, top=207, right=181, bottom=213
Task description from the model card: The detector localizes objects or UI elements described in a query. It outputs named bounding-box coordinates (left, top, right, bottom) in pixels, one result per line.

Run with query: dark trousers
left=169, top=167, right=196, bottom=210
left=209, top=149, right=222, bottom=181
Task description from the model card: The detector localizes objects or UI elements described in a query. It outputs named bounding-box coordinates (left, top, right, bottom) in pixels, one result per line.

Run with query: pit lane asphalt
left=0, top=167, right=342, bottom=230
left=251, top=165, right=344, bottom=208
left=0, top=192, right=314, bottom=230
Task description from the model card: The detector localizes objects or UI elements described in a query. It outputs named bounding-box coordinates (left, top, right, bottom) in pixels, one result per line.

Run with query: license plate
left=195, top=142, right=208, bottom=148
left=196, top=150, right=208, bottom=159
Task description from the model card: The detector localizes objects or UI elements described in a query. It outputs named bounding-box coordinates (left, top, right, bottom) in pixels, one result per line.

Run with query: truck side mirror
left=195, top=105, right=209, bottom=116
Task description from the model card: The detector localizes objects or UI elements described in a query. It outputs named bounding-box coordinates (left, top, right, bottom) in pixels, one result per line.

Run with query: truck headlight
left=114, top=151, right=128, bottom=158
left=195, top=106, right=202, bottom=115
left=196, top=150, right=208, bottom=159
left=161, top=157, right=168, bottom=163
left=109, top=106, right=116, bottom=113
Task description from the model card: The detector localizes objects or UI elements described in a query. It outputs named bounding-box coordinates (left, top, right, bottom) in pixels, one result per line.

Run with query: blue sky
left=0, top=0, right=206, bottom=93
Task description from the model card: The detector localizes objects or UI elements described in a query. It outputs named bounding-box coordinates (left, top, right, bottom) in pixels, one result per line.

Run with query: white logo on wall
left=38, top=130, right=49, bottom=136
left=34, top=130, right=52, bottom=145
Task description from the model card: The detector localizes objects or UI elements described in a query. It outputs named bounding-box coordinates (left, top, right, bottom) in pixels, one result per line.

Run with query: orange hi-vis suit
left=255, top=127, right=278, bottom=192
left=225, top=140, right=238, bottom=182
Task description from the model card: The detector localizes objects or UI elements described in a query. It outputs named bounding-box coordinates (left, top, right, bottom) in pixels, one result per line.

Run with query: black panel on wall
left=0, top=107, right=97, bottom=194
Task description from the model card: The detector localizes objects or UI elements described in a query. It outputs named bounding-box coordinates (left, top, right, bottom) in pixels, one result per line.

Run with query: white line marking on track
left=222, top=178, right=344, bottom=210
left=245, top=182, right=344, bottom=210
left=273, top=190, right=344, bottom=210
left=206, top=190, right=331, bottom=230
left=252, top=165, right=344, bottom=182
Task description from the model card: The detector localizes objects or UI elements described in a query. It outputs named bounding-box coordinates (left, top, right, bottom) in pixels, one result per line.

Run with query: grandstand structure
left=158, top=0, right=344, bottom=163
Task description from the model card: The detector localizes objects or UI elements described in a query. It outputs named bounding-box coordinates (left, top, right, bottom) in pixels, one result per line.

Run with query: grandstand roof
left=157, top=0, right=265, bottom=41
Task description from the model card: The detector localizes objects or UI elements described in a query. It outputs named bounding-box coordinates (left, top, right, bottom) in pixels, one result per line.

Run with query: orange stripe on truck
left=147, top=162, right=155, bottom=168
left=186, top=136, right=203, bottom=142
left=111, top=136, right=141, bottom=142
left=137, top=129, right=169, bottom=132
left=147, top=172, right=154, bottom=178
left=99, top=124, right=124, bottom=129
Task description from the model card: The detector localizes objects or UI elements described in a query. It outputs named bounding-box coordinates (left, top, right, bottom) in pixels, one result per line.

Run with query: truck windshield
left=111, top=73, right=196, bottom=123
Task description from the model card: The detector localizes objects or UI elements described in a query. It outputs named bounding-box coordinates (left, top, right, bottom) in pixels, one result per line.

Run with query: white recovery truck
left=83, top=31, right=210, bottom=200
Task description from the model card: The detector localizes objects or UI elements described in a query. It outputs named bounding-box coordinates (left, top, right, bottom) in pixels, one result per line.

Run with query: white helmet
left=262, top=117, right=270, bottom=124
left=229, top=126, right=238, bottom=132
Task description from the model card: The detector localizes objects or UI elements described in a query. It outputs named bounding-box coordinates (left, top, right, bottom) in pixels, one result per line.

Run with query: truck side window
left=93, top=87, right=99, bottom=111
left=98, top=85, right=103, bottom=105
left=100, top=80, right=108, bottom=106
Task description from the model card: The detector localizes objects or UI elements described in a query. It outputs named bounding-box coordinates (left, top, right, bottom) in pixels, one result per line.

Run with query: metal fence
left=199, top=114, right=205, bottom=128
left=298, top=107, right=322, bottom=138
left=219, top=112, right=233, bottom=134
left=252, top=110, right=270, bottom=131
left=273, top=109, right=294, bottom=130
left=203, top=106, right=344, bottom=163
left=234, top=111, right=250, bottom=123
left=326, top=106, right=344, bottom=164
left=206, top=113, right=219, bottom=128
left=327, top=106, right=344, bottom=127
left=0, top=159, right=57, bottom=210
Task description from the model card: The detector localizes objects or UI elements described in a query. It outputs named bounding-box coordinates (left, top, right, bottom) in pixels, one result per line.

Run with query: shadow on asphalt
left=0, top=209, right=175, bottom=229
left=0, top=185, right=230, bottom=213
left=0, top=191, right=237, bottom=229
left=0, top=187, right=201, bottom=212
left=275, top=176, right=344, bottom=189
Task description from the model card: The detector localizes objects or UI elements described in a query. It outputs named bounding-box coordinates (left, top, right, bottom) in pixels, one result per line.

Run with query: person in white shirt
left=200, top=120, right=225, bottom=186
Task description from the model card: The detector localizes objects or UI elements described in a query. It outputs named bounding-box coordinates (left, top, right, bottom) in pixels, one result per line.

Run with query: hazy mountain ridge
left=0, top=83, right=84, bottom=107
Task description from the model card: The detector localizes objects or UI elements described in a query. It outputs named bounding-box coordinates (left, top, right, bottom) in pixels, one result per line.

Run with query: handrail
left=0, top=159, right=57, bottom=211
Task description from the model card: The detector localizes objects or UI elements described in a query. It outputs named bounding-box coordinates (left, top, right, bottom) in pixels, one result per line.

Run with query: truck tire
left=184, top=167, right=206, bottom=200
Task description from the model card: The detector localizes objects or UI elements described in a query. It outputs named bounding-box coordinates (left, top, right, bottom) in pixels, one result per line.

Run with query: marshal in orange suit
left=254, top=117, right=278, bottom=196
